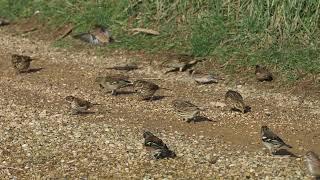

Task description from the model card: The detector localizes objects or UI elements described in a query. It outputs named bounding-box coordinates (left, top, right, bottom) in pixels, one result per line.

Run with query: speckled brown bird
left=73, top=33, right=99, bottom=45
left=143, top=131, right=176, bottom=160
left=11, top=54, right=33, bottom=73
left=143, top=131, right=168, bottom=150
left=133, top=80, right=165, bottom=100
left=255, top=65, right=273, bottom=81
left=65, top=95, right=99, bottom=115
left=261, top=126, right=292, bottom=154
left=305, top=151, right=320, bottom=178
left=225, top=90, right=249, bottom=113
left=95, top=75, right=133, bottom=95
left=90, top=24, right=113, bottom=44
left=163, top=54, right=202, bottom=74
left=172, top=99, right=201, bottom=123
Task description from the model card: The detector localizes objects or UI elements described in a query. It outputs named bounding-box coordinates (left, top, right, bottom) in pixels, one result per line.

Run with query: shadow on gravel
left=190, top=116, right=216, bottom=123
left=27, top=68, right=43, bottom=73
left=273, top=149, right=299, bottom=158
left=115, top=91, right=136, bottom=95
left=144, top=95, right=171, bottom=101
left=74, top=111, right=96, bottom=116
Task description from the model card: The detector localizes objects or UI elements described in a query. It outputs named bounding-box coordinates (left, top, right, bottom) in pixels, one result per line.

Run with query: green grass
left=1, top=0, right=319, bottom=79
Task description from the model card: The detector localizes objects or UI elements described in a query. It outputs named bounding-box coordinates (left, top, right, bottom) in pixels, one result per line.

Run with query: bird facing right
left=305, top=151, right=320, bottom=178
left=225, top=90, right=249, bottom=113
left=172, top=99, right=201, bottom=123
left=260, top=125, right=292, bottom=154
left=255, top=65, right=273, bottom=82
left=11, top=54, right=33, bottom=73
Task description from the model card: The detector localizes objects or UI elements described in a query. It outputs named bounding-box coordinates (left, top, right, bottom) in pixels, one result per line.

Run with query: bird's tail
left=285, top=144, right=293, bottom=148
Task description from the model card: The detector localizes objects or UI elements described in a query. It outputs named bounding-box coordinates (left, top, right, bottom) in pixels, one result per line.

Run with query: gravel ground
left=0, top=25, right=319, bottom=179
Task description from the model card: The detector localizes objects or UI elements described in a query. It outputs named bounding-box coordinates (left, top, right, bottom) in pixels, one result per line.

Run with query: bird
left=172, top=99, right=201, bottom=123
left=90, top=24, right=113, bottom=44
left=72, top=33, right=100, bottom=45
left=260, top=126, right=292, bottom=154
left=143, top=131, right=176, bottom=160
left=0, top=17, right=10, bottom=26
left=162, top=54, right=202, bottom=74
left=225, top=90, right=250, bottom=113
left=132, top=80, right=165, bottom=100
left=143, top=131, right=168, bottom=150
left=188, top=69, right=219, bottom=84
left=152, top=148, right=176, bottom=160
left=95, top=75, right=133, bottom=95
left=65, top=95, right=99, bottom=115
left=73, top=25, right=113, bottom=45
left=255, top=65, right=273, bottom=81
left=305, top=151, right=320, bottom=178
left=105, top=63, right=139, bottom=71
left=11, top=54, right=33, bottom=73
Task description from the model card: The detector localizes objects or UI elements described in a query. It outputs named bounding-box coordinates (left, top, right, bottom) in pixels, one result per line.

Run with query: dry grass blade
left=130, top=28, right=160, bottom=35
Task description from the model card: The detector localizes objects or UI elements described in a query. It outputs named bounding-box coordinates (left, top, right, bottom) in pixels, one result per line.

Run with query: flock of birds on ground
left=1, top=17, right=320, bottom=178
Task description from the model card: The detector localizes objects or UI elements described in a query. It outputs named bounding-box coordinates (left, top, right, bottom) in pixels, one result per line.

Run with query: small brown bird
left=65, top=95, right=99, bottom=115
left=188, top=69, right=219, bottom=84
left=143, top=131, right=176, bottom=160
left=261, top=126, right=292, bottom=154
left=305, top=151, right=320, bottom=178
left=163, top=54, right=202, bottom=74
left=172, top=99, right=201, bottom=123
left=0, top=17, right=10, bottom=26
left=225, top=90, right=250, bottom=113
left=255, top=65, right=273, bottom=81
left=90, top=25, right=113, bottom=44
left=11, top=54, right=33, bottom=73
left=143, top=131, right=168, bottom=150
left=133, top=80, right=165, bottom=100
left=73, top=33, right=100, bottom=45
left=95, top=76, right=133, bottom=95
left=105, top=63, right=139, bottom=71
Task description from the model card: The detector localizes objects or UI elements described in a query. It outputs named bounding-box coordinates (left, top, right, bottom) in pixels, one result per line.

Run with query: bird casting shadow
left=272, top=149, right=298, bottom=158
left=189, top=116, right=215, bottom=123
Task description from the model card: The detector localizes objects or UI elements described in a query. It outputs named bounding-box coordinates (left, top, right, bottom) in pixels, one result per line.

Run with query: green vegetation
left=1, top=0, right=319, bottom=79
